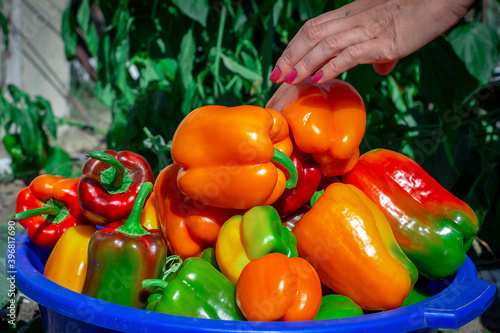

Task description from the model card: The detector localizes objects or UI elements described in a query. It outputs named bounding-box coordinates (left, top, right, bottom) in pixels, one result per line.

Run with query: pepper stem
left=310, top=190, right=324, bottom=207
left=271, top=149, right=298, bottom=189
left=14, top=205, right=60, bottom=222
left=141, top=255, right=183, bottom=291
left=115, top=182, right=153, bottom=236
left=87, top=150, right=125, bottom=188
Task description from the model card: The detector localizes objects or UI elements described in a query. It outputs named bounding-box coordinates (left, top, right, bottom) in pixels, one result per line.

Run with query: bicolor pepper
left=236, top=253, right=322, bottom=321
left=78, top=150, right=154, bottom=225
left=266, top=78, right=366, bottom=177
left=216, top=205, right=298, bottom=284
left=43, top=224, right=97, bottom=293
left=142, top=256, right=245, bottom=320
left=343, top=149, right=479, bottom=279
left=315, top=295, right=364, bottom=320
left=154, top=163, right=239, bottom=259
left=293, top=182, right=418, bottom=310
left=272, top=148, right=321, bottom=217
left=15, top=174, right=89, bottom=248
left=82, top=182, right=167, bottom=309
left=170, top=105, right=298, bottom=209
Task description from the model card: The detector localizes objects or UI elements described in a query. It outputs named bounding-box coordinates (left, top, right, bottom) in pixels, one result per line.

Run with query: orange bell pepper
left=266, top=78, right=366, bottom=177
left=43, top=224, right=97, bottom=293
left=154, top=163, right=239, bottom=258
left=236, top=253, right=322, bottom=321
left=293, top=182, right=418, bottom=311
left=170, top=105, right=297, bottom=210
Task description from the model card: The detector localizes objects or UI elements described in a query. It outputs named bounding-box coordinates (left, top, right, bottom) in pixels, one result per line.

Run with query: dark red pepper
left=273, top=148, right=321, bottom=217
left=78, top=150, right=154, bottom=225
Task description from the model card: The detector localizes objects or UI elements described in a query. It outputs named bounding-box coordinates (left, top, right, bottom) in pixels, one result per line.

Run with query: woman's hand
left=269, top=0, right=475, bottom=84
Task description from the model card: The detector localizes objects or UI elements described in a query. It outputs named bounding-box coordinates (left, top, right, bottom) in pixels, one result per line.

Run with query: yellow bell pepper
left=43, top=225, right=97, bottom=293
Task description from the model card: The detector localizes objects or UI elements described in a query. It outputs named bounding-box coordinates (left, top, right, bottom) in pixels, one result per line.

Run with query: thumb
left=373, top=60, right=399, bottom=75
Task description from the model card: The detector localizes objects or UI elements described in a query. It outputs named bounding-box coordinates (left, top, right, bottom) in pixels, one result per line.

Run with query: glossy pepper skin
left=236, top=253, right=322, bottom=321
left=266, top=78, right=366, bottom=177
left=216, top=205, right=298, bottom=284
left=293, top=182, right=418, bottom=310
left=15, top=175, right=89, bottom=248
left=140, top=191, right=160, bottom=230
left=43, top=225, right=97, bottom=293
left=143, top=256, right=245, bottom=320
left=82, top=182, right=167, bottom=309
left=171, top=105, right=298, bottom=209
left=343, top=149, right=479, bottom=280
left=78, top=150, right=154, bottom=225
left=314, top=295, right=364, bottom=320
left=272, top=148, right=321, bottom=217
left=154, top=164, right=239, bottom=258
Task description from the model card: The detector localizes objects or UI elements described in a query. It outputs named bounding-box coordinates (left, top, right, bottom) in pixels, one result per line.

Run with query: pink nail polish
left=284, top=69, right=297, bottom=84
left=311, top=71, right=323, bottom=83
left=269, top=67, right=281, bottom=82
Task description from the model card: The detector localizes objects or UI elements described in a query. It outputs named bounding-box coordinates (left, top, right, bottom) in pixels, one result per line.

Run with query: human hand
left=269, top=0, right=475, bottom=85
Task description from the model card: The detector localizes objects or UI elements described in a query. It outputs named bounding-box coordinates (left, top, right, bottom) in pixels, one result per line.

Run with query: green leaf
left=157, top=58, right=178, bottom=81
left=85, top=22, right=99, bottom=58
left=44, top=145, right=74, bottom=177
left=61, top=5, right=78, bottom=60
left=220, top=53, right=262, bottom=82
left=0, top=9, right=9, bottom=50
left=418, top=36, right=479, bottom=109
left=172, top=0, right=209, bottom=27
left=178, top=29, right=196, bottom=90
left=76, top=0, right=91, bottom=33
left=448, top=22, right=500, bottom=85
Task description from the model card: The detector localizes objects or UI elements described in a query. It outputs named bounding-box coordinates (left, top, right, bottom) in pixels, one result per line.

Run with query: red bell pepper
left=15, top=174, right=89, bottom=248
left=272, top=148, right=321, bottom=217
left=78, top=150, right=154, bottom=225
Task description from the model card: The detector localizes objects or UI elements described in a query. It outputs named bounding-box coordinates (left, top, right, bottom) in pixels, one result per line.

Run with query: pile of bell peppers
left=13, top=78, right=480, bottom=322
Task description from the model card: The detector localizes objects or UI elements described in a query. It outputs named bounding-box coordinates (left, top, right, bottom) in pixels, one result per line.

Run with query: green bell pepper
left=315, top=295, right=364, bottom=320
left=142, top=256, right=244, bottom=320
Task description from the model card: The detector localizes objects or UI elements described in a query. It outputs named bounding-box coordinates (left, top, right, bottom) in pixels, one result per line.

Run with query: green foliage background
left=1, top=0, right=500, bottom=258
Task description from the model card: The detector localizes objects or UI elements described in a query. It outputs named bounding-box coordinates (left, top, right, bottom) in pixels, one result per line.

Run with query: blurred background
left=1, top=0, right=499, bottom=331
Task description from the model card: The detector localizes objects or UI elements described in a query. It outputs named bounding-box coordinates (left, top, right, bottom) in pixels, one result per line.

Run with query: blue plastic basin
left=13, top=232, right=496, bottom=333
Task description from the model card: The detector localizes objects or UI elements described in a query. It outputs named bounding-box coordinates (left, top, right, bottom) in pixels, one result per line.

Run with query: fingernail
left=311, top=70, right=323, bottom=83
left=269, top=67, right=281, bottom=82
left=284, top=69, right=297, bottom=84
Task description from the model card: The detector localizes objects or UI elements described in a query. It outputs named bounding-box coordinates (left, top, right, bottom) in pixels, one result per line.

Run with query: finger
left=313, top=39, right=394, bottom=83
left=373, top=60, right=399, bottom=75
left=271, top=15, right=358, bottom=83
left=286, top=27, right=369, bottom=84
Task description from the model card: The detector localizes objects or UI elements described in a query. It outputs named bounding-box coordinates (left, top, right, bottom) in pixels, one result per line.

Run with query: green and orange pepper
left=343, top=149, right=479, bottom=279
left=170, top=105, right=298, bottom=210
left=293, top=182, right=418, bottom=310
left=216, top=205, right=298, bottom=283
left=267, top=78, right=366, bottom=177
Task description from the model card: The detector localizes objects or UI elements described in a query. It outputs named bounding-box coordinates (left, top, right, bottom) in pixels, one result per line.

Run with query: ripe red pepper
left=15, top=175, right=89, bottom=248
left=78, top=150, right=154, bottom=225
left=272, top=149, right=321, bottom=217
